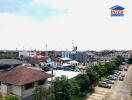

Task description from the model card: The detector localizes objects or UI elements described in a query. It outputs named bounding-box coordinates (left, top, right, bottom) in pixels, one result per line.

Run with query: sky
left=0, top=0, right=132, bottom=51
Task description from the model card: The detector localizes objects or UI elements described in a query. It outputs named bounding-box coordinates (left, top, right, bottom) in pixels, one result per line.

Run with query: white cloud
left=0, top=0, right=132, bottom=51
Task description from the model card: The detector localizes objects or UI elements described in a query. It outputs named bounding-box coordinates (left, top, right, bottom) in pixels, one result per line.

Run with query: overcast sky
left=0, top=0, right=131, bottom=51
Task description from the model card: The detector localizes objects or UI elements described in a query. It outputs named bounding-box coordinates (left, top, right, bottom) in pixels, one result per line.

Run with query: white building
left=46, top=70, right=80, bottom=81
left=19, top=51, right=37, bottom=58
left=110, top=51, right=130, bottom=59
left=0, top=67, right=52, bottom=100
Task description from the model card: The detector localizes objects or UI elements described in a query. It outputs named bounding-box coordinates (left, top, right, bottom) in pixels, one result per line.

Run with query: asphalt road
left=104, top=65, right=132, bottom=100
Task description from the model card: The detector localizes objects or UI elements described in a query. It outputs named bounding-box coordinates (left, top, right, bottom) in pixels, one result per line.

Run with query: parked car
left=103, top=79, right=115, bottom=84
left=118, top=67, right=123, bottom=71
left=107, top=74, right=118, bottom=80
left=121, top=73, right=125, bottom=77
left=119, top=76, right=124, bottom=81
left=98, top=82, right=112, bottom=88
left=124, top=68, right=128, bottom=71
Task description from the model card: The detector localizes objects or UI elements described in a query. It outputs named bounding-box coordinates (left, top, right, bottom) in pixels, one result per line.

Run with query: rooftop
left=0, top=67, right=52, bottom=85
left=46, top=70, right=80, bottom=81
left=0, top=59, right=22, bottom=66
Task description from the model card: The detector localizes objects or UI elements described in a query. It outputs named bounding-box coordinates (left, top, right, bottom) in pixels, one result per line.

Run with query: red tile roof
left=37, top=55, right=48, bottom=62
left=0, top=67, right=53, bottom=86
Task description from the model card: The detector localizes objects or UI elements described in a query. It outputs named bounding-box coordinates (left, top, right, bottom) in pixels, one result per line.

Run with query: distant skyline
left=0, top=0, right=132, bottom=51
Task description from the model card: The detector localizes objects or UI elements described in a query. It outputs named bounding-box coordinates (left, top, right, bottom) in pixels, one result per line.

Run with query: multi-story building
left=69, top=51, right=95, bottom=63
left=110, top=51, right=130, bottom=59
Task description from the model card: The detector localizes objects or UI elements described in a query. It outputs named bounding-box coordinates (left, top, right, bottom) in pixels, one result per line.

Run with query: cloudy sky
left=0, top=0, right=131, bottom=51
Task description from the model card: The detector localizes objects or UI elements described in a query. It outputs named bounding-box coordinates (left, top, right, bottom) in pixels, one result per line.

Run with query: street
left=105, top=65, right=132, bottom=100
left=87, top=65, right=132, bottom=100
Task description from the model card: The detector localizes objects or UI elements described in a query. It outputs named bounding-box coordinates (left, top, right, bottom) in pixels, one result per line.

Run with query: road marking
left=120, top=96, right=124, bottom=100
left=88, top=96, right=103, bottom=100
left=92, top=93, right=105, bottom=98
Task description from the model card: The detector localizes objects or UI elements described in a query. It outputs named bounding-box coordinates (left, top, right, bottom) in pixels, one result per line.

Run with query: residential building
left=0, top=67, right=52, bottom=100
left=0, top=59, right=22, bottom=70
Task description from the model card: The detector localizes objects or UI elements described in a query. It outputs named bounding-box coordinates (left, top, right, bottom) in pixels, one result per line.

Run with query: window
left=38, top=80, right=46, bottom=85
left=25, top=83, right=34, bottom=90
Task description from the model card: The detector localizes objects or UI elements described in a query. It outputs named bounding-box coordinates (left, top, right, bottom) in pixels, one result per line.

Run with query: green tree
left=105, top=62, right=116, bottom=74
left=92, top=63, right=107, bottom=78
left=128, top=57, right=132, bottom=64
left=113, top=56, right=124, bottom=68
left=2, top=94, right=19, bottom=100
left=75, top=74, right=90, bottom=92
left=70, top=81, right=80, bottom=95
left=53, top=76, right=72, bottom=100
left=86, top=68, right=99, bottom=86
left=33, top=87, right=44, bottom=100
left=0, top=54, right=19, bottom=60
left=33, top=86, right=55, bottom=100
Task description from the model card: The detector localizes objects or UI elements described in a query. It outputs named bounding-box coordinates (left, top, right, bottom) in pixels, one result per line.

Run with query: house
left=0, top=59, right=22, bottom=70
left=110, top=5, right=125, bottom=16
left=0, top=67, right=52, bottom=100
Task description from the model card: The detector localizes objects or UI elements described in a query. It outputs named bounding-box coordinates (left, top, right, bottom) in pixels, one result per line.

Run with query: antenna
left=46, top=44, right=47, bottom=51
left=72, top=40, right=74, bottom=49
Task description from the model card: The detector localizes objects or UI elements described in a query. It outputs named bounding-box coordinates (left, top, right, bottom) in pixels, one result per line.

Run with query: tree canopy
left=53, top=75, right=72, bottom=100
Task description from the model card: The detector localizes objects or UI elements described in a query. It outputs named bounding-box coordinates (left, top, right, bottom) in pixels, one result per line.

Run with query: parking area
left=87, top=64, right=130, bottom=100
left=106, top=65, right=132, bottom=100
left=87, top=87, right=110, bottom=100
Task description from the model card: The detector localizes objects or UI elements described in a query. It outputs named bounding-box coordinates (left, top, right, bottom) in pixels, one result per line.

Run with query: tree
left=86, top=68, right=99, bottom=86
left=2, top=94, right=19, bottom=100
left=43, top=87, right=55, bottom=100
left=105, top=62, right=116, bottom=74
left=33, top=86, right=55, bottom=100
left=113, top=56, right=124, bottom=68
left=92, top=63, right=107, bottom=78
left=75, top=74, right=90, bottom=92
left=0, top=54, right=19, bottom=60
left=33, top=87, right=45, bottom=100
left=70, top=81, right=80, bottom=95
left=128, top=57, right=132, bottom=64
left=53, top=76, right=72, bottom=100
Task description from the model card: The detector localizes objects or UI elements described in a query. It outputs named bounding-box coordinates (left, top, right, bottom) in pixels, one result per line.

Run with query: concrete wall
left=1, top=83, right=8, bottom=96
left=22, top=88, right=34, bottom=98
left=22, top=81, right=48, bottom=98
left=12, top=85, right=22, bottom=96
left=0, top=80, right=49, bottom=99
